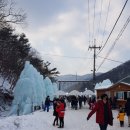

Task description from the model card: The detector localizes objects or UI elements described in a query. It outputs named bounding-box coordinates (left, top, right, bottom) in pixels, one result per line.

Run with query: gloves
left=87, top=117, right=89, bottom=121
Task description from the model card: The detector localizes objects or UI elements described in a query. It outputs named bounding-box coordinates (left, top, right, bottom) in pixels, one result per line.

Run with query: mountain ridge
left=58, top=60, right=130, bottom=92
left=57, top=73, right=102, bottom=81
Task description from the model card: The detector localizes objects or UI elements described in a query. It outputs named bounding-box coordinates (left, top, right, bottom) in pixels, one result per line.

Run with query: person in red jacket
left=56, top=100, right=65, bottom=128
left=87, top=94, right=113, bottom=130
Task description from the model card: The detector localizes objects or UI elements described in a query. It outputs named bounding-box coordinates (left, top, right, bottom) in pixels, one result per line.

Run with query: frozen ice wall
left=44, top=77, right=55, bottom=100
left=9, top=61, right=58, bottom=116
left=53, top=82, right=58, bottom=94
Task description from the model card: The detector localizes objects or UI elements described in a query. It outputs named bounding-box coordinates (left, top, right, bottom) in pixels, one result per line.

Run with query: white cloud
left=15, top=0, right=130, bottom=75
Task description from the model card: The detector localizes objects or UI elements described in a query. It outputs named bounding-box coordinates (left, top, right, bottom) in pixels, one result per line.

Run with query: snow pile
left=95, top=79, right=113, bottom=90
left=0, top=107, right=130, bottom=130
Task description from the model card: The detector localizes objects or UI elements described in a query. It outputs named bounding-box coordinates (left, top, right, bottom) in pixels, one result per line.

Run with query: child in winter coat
left=117, top=107, right=125, bottom=127
left=56, top=100, right=65, bottom=128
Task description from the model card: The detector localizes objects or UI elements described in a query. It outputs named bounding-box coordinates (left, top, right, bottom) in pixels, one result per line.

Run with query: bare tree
left=0, top=0, right=26, bottom=27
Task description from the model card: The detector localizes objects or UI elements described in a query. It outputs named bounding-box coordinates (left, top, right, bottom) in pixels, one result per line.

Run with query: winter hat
left=101, top=94, right=108, bottom=100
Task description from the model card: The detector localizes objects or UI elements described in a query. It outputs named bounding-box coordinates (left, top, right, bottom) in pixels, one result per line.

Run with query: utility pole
left=89, top=39, right=101, bottom=84
left=76, top=72, right=77, bottom=80
left=59, top=81, right=61, bottom=90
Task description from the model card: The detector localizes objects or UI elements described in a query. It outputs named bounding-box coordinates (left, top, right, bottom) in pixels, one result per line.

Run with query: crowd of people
left=41, top=94, right=130, bottom=129
left=66, top=95, right=87, bottom=110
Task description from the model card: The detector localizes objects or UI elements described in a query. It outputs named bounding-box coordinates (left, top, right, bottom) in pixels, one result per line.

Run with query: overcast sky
left=15, top=0, right=130, bottom=76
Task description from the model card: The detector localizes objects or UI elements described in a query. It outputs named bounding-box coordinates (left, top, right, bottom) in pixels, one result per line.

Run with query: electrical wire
left=92, top=0, right=96, bottom=43
left=96, top=15, right=130, bottom=71
left=88, top=0, right=90, bottom=45
left=96, top=0, right=103, bottom=42
left=97, top=0, right=129, bottom=56
left=100, top=0, right=111, bottom=45
left=41, top=53, right=124, bottom=64
left=42, top=53, right=93, bottom=59
left=97, top=55, right=123, bottom=63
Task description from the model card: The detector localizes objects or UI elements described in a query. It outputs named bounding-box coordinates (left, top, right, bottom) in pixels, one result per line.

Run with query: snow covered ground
left=0, top=105, right=129, bottom=130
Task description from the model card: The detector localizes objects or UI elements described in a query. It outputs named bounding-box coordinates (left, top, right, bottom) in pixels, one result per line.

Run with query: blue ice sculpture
left=52, top=82, right=58, bottom=94
left=9, top=61, right=58, bottom=115
left=44, top=77, right=55, bottom=100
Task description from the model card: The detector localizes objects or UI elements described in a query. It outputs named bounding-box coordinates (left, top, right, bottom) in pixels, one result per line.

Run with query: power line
left=42, top=53, right=93, bottom=59
left=100, top=0, right=111, bottom=45
left=96, top=15, right=130, bottom=71
left=97, top=0, right=129, bottom=56
left=78, top=0, right=92, bottom=72
left=97, top=56, right=123, bottom=63
left=95, top=64, right=115, bottom=71
left=41, top=53, right=124, bottom=63
left=88, top=0, right=90, bottom=44
left=96, top=0, right=103, bottom=42
left=92, top=0, right=96, bottom=43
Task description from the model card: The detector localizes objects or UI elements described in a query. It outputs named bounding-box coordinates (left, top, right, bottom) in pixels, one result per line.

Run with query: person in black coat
left=125, top=98, right=130, bottom=127
left=78, top=96, right=82, bottom=109
left=53, top=98, right=59, bottom=126
left=44, top=96, right=51, bottom=112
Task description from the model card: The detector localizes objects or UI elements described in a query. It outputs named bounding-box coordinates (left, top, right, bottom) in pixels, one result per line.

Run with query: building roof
left=95, top=85, right=111, bottom=90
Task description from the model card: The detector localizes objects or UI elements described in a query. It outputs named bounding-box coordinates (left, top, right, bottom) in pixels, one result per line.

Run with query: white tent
left=82, top=90, right=94, bottom=95
left=68, top=90, right=81, bottom=96
left=55, top=90, right=66, bottom=96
